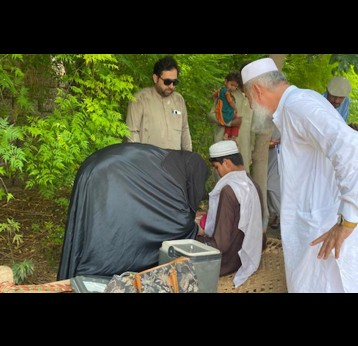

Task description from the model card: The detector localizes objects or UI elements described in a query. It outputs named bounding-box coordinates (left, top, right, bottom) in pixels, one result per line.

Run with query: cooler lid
left=162, top=239, right=221, bottom=257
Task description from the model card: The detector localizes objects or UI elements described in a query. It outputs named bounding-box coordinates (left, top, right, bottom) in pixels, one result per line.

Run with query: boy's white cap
left=241, top=58, right=278, bottom=84
left=209, top=140, right=239, bottom=158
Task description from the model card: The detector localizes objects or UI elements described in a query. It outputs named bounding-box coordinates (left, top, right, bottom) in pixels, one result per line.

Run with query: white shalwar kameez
left=273, top=86, right=358, bottom=293
left=205, top=171, right=263, bottom=287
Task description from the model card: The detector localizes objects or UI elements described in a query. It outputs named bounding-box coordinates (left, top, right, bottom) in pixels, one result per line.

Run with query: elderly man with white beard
left=241, top=57, right=358, bottom=293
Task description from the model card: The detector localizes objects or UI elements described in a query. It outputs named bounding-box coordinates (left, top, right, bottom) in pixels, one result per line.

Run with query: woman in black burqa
left=57, top=143, right=209, bottom=280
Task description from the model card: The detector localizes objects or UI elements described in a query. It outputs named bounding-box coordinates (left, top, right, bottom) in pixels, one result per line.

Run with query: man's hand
left=197, top=225, right=205, bottom=236
left=269, top=139, right=280, bottom=149
left=195, top=215, right=205, bottom=236
left=231, top=116, right=242, bottom=127
left=310, top=224, right=354, bottom=259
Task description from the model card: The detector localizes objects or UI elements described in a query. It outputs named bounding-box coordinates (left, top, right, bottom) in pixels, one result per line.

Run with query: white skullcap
left=209, top=140, right=239, bottom=158
left=241, top=58, right=278, bottom=84
left=327, top=76, right=352, bottom=97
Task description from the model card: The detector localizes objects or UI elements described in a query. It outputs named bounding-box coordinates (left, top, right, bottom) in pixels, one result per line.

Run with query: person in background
left=208, top=68, right=273, bottom=244
left=241, top=57, right=358, bottom=293
left=323, top=76, right=352, bottom=122
left=196, top=140, right=263, bottom=288
left=267, top=125, right=281, bottom=230
left=212, top=72, right=242, bottom=140
left=126, top=56, right=192, bottom=151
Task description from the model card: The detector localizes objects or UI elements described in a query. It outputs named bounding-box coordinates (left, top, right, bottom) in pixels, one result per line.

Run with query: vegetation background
left=1, top=54, right=357, bottom=283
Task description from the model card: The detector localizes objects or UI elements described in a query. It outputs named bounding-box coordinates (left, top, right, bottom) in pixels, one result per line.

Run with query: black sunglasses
left=159, top=76, right=179, bottom=86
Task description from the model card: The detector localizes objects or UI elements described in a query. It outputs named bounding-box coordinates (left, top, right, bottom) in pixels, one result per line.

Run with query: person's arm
left=231, top=115, right=242, bottom=128
left=179, top=97, right=192, bottom=151
left=212, top=89, right=220, bottom=100
left=340, top=97, right=350, bottom=122
left=310, top=222, right=355, bottom=259
left=269, top=138, right=280, bottom=149
left=225, top=91, right=238, bottom=114
left=126, top=93, right=144, bottom=143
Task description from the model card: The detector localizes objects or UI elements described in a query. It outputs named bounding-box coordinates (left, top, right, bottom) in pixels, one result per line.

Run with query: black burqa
left=57, top=143, right=209, bottom=280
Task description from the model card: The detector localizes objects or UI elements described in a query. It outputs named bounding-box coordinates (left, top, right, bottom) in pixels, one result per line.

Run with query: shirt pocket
left=171, top=111, right=184, bottom=131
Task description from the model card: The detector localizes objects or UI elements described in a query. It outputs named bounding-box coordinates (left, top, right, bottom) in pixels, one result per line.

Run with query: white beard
left=251, top=98, right=275, bottom=135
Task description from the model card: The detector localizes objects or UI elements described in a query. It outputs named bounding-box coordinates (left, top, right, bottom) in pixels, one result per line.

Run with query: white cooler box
left=158, top=239, right=221, bottom=293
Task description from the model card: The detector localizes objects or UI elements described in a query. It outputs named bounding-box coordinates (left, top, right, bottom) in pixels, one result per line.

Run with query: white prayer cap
left=327, top=76, right=351, bottom=97
left=209, top=140, right=239, bottom=158
left=241, top=58, right=278, bottom=84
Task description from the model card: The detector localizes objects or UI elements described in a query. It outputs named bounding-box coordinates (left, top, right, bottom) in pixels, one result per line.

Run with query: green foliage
left=0, top=217, right=22, bottom=249
left=176, top=54, right=233, bottom=160
left=0, top=117, right=26, bottom=169
left=0, top=218, right=33, bottom=283
left=343, top=65, right=358, bottom=123
left=31, top=223, right=41, bottom=233
left=330, top=54, right=358, bottom=74
left=1, top=53, right=358, bottom=204
left=22, top=54, right=135, bottom=197
left=12, top=259, right=34, bottom=284
left=0, top=185, right=5, bottom=200
left=43, top=221, right=65, bottom=245
left=39, top=221, right=65, bottom=268
left=116, top=54, right=162, bottom=87
left=0, top=117, right=26, bottom=202
left=306, top=54, right=358, bottom=75
left=54, top=196, right=70, bottom=209
left=284, top=54, right=334, bottom=92
left=0, top=54, right=35, bottom=123
left=0, top=176, right=14, bottom=203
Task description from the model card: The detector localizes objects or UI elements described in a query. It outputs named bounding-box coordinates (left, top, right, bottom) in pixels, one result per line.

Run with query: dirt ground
left=0, top=183, right=67, bottom=284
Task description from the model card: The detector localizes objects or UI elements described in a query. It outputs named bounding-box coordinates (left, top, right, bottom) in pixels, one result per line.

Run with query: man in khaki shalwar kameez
left=126, top=56, right=192, bottom=151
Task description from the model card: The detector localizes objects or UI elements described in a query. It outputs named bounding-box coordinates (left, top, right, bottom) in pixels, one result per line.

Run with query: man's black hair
left=153, top=56, right=180, bottom=77
left=209, top=152, right=244, bottom=166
